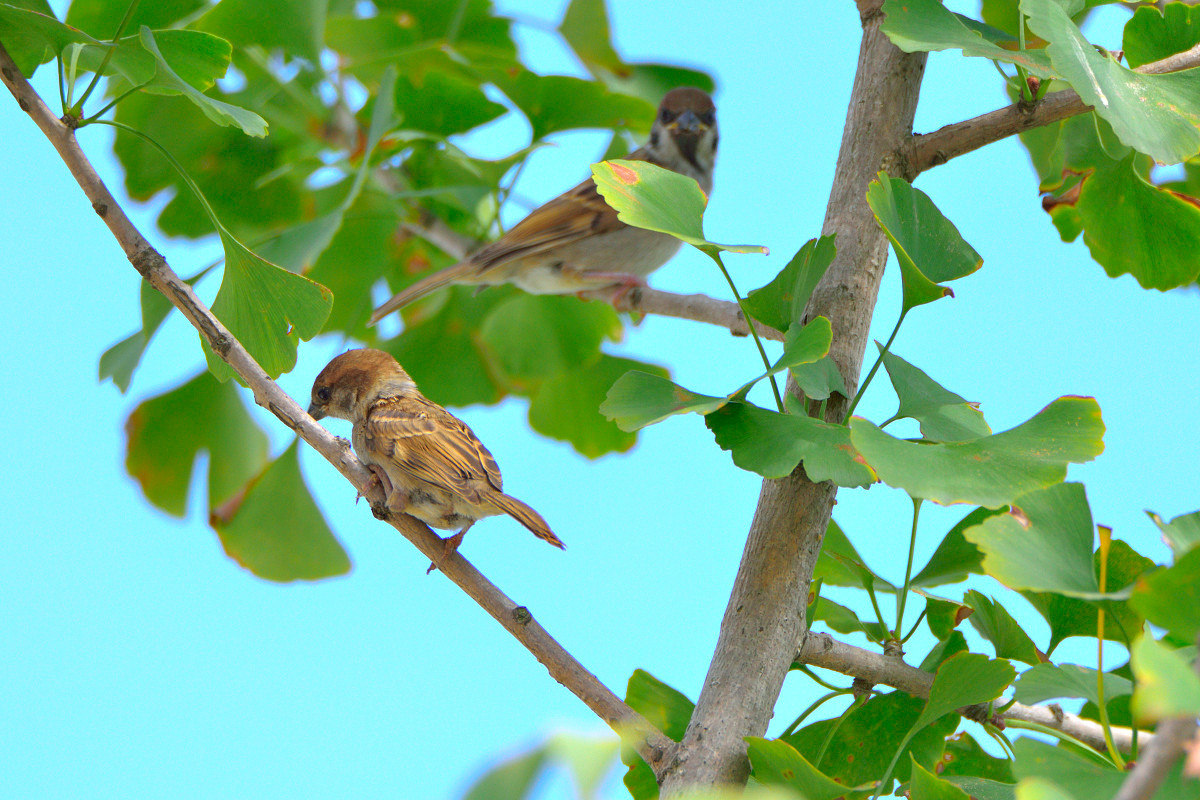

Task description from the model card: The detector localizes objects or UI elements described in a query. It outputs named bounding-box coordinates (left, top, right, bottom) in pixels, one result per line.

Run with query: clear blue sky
left=2, top=2, right=1196, bottom=798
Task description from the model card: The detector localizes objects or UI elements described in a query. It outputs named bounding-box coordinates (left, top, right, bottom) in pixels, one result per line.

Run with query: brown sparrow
left=308, top=349, right=563, bottom=569
left=368, top=87, right=718, bottom=324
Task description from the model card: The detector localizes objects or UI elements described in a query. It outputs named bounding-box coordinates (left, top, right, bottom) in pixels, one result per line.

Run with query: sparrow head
left=309, top=348, right=417, bottom=422
left=649, top=87, right=718, bottom=188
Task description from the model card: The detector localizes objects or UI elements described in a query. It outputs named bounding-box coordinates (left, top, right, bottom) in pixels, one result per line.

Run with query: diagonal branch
left=0, top=42, right=674, bottom=776
left=906, top=43, right=1200, bottom=176
left=798, top=632, right=1147, bottom=754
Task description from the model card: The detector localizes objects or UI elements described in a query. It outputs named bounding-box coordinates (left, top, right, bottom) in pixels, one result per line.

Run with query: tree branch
left=906, top=43, right=1200, bottom=175
left=401, top=217, right=785, bottom=342
left=0, top=42, right=674, bottom=777
left=659, top=1, right=929, bottom=790
left=797, top=632, right=1147, bottom=754
left=1113, top=635, right=1200, bottom=800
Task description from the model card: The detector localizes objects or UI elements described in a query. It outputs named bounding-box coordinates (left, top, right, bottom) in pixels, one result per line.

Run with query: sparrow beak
left=308, top=404, right=326, bottom=420
left=670, top=109, right=705, bottom=136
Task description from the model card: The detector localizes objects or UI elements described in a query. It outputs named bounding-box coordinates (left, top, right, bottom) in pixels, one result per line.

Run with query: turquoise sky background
left=2, top=2, right=1197, bottom=798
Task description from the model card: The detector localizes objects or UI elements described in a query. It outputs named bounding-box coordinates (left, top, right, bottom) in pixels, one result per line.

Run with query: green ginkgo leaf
left=592, top=159, right=767, bottom=256
left=850, top=397, right=1103, bottom=508
left=1023, top=0, right=1200, bottom=164
left=867, top=173, right=983, bottom=313
left=211, top=440, right=350, bottom=582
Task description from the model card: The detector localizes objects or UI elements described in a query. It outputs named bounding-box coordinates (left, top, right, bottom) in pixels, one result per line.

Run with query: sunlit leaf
left=1022, top=538, right=1151, bottom=654
left=139, top=27, right=267, bottom=136
left=592, top=160, right=768, bottom=255
left=851, top=397, right=1103, bottom=508
left=211, top=441, right=350, bottom=582
left=1024, top=0, right=1200, bottom=164
left=964, top=483, right=1105, bottom=597
left=1131, top=635, right=1200, bottom=723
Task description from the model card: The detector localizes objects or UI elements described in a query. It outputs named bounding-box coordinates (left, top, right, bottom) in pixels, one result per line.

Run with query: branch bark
left=906, top=42, right=1200, bottom=175
left=658, top=1, right=928, bottom=791
left=0, top=42, right=674, bottom=777
left=798, top=632, right=1146, bottom=754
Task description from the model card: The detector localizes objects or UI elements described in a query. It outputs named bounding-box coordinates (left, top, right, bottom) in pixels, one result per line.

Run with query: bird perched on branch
left=308, top=349, right=562, bottom=571
left=368, top=87, right=718, bottom=324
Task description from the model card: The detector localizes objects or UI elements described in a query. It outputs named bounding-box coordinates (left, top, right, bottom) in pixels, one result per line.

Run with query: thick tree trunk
left=658, top=3, right=926, bottom=792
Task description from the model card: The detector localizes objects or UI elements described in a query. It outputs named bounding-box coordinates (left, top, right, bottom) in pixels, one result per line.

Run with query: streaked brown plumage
left=367, top=87, right=718, bottom=324
left=308, top=349, right=562, bottom=569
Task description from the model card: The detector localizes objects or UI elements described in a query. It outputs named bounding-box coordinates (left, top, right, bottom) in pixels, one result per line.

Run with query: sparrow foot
left=426, top=527, right=471, bottom=574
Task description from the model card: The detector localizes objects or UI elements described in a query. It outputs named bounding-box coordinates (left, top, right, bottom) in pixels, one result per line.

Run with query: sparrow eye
left=659, top=108, right=674, bottom=124
left=698, top=110, right=715, bottom=126
left=316, top=386, right=332, bottom=403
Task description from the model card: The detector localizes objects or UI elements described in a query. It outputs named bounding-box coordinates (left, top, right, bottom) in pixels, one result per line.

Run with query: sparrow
left=308, top=348, right=563, bottom=570
left=368, top=86, right=718, bottom=324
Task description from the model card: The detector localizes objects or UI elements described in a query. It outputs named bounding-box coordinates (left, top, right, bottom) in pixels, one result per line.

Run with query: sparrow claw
left=426, top=528, right=469, bottom=574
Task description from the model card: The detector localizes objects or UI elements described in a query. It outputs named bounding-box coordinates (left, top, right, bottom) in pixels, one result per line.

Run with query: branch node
left=370, top=502, right=391, bottom=521
left=1, top=65, right=13, bottom=82
left=512, top=606, right=533, bottom=626
left=92, top=200, right=108, bottom=218
left=130, top=245, right=166, bottom=278
left=60, top=112, right=82, bottom=130
left=851, top=676, right=874, bottom=698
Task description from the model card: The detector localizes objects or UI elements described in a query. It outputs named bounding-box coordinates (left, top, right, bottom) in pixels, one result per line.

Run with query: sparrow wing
left=364, top=395, right=503, bottom=500
left=469, top=146, right=651, bottom=270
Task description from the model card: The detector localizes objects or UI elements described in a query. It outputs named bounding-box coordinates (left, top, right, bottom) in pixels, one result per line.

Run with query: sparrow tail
left=367, top=261, right=478, bottom=325
left=491, top=492, right=564, bottom=550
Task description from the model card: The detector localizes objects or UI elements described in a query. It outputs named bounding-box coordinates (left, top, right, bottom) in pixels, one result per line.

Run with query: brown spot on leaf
left=611, top=162, right=639, bottom=185
left=1009, top=504, right=1031, bottom=528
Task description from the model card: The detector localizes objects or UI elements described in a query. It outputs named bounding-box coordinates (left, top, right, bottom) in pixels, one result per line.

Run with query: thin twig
left=906, top=43, right=1200, bottom=176
left=797, top=632, right=1147, bottom=754
left=0, top=41, right=674, bottom=776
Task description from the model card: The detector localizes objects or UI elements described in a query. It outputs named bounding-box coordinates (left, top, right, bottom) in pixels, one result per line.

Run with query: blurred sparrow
left=368, top=87, right=718, bottom=324
left=309, top=349, right=563, bottom=570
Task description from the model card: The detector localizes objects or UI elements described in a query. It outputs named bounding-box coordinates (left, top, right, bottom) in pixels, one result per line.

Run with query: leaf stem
left=1095, top=526, right=1125, bottom=768
left=73, top=0, right=141, bottom=115
left=895, top=498, right=922, bottom=635
left=842, top=309, right=906, bottom=422
left=94, top=119, right=226, bottom=237
left=900, top=607, right=927, bottom=645
left=779, top=690, right=849, bottom=738
left=81, top=79, right=151, bottom=124
left=815, top=695, right=863, bottom=769
left=708, top=250, right=784, bottom=412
